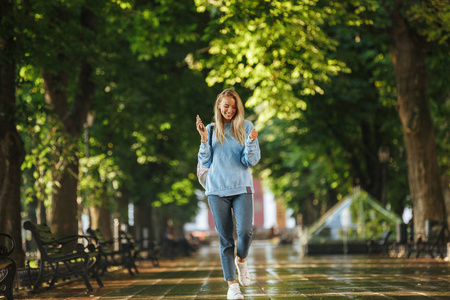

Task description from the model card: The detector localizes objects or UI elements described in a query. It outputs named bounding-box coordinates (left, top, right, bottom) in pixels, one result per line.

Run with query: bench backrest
left=86, top=228, right=113, bottom=254
left=119, top=230, right=137, bottom=249
left=0, top=233, right=15, bottom=258
left=87, top=228, right=106, bottom=244
left=23, top=221, right=62, bottom=259
left=380, top=230, right=391, bottom=242
left=427, top=225, right=445, bottom=244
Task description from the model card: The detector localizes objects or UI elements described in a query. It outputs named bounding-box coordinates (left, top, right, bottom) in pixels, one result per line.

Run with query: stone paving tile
left=14, top=241, right=450, bottom=299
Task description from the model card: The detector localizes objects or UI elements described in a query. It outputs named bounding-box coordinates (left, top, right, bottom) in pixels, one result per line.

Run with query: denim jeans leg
left=208, top=195, right=236, bottom=281
left=232, top=193, right=254, bottom=259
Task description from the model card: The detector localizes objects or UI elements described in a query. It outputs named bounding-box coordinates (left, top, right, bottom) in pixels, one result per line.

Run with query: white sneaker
left=235, top=256, right=251, bottom=287
left=227, top=283, right=244, bottom=299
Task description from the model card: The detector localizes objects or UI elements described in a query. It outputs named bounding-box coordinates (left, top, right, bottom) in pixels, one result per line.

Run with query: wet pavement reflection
left=16, top=240, right=450, bottom=299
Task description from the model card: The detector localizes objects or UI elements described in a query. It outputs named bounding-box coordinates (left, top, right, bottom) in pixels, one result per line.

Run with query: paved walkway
left=16, top=241, right=450, bottom=299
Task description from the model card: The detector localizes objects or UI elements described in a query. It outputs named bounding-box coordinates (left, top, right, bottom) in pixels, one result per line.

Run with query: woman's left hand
left=249, top=129, right=258, bottom=141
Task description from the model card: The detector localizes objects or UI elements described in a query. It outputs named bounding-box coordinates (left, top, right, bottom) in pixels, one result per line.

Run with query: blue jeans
left=208, top=193, right=253, bottom=281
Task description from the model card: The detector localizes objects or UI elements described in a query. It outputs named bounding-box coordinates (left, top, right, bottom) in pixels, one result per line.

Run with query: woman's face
left=219, top=96, right=237, bottom=123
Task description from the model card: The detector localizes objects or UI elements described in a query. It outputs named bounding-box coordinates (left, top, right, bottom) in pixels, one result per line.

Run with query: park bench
left=0, top=233, right=16, bottom=300
left=23, top=221, right=103, bottom=292
left=86, top=228, right=138, bottom=276
left=119, top=230, right=159, bottom=267
left=16, top=259, right=40, bottom=290
left=367, top=230, right=392, bottom=254
left=407, top=224, right=446, bottom=258
left=161, top=234, right=198, bottom=259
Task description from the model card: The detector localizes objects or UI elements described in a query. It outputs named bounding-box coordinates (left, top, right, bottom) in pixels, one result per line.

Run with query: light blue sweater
left=198, top=120, right=261, bottom=197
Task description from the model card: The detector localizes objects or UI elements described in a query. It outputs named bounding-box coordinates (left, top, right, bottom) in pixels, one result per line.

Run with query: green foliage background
left=9, top=0, right=449, bottom=233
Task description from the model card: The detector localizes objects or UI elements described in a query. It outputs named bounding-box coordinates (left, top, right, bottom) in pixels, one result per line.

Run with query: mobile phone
left=197, top=115, right=205, bottom=132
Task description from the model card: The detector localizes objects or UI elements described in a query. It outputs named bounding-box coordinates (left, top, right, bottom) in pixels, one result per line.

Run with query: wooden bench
left=23, top=221, right=103, bottom=292
left=86, top=228, right=138, bottom=276
left=119, top=230, right=159, bottom=267
left=367, top=230, right=392, bottom=254
left=407, top=224, right=446, bottom=258
left=0, top=233, right=16, bottom=300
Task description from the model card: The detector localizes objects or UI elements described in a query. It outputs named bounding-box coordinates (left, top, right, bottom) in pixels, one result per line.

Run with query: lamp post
left=341, top=207, right=351, bottom=255
left=81, top=112, right=95, bottom=233
left=84, top=112, right=95, bottom=157
left=378, top=146, right=390, bottom=205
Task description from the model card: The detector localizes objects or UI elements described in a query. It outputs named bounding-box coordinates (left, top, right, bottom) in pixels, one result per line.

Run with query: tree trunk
left=90, top=205, right=113, bottom=241
left=43, top=64, right=94, bottom=238
left=0, top=0, right=26, bottom=267
left=50, top=159, right=80, bottom=238
left=25, top=197, right=38, bottom=252
left=303, top=195, right=318, bottom=226
left=441, top=175, right=450, bottom=235
left=134, top=202, right=154, bottom=243
left=42, top=7, right=96, bottom=238
left=41, top=70, right=76, bottom=238
left=117, top=187, right=130, bottom=225
left=390, top=8, right=445, bottom=240
left=359, top=120, right=382, bottom=203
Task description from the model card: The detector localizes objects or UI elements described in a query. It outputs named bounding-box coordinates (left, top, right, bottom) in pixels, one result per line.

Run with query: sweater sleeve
left=198, top=124, right=213, bottom=168
left=241, top=122, right=261, bottom=167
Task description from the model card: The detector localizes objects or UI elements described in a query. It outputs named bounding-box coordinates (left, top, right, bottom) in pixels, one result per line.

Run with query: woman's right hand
left=196, top=115, right=207, bottom=142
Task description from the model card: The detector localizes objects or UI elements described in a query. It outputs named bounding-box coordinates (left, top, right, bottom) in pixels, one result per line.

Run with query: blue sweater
left=198, top=120, right=261, bottom=197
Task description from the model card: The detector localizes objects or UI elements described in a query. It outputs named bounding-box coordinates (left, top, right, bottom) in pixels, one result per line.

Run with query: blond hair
left=214, top=89, right=246, bottom=145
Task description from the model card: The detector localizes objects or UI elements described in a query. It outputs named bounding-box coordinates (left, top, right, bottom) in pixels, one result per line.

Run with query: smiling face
left=218, top=96, right=237, bottom=123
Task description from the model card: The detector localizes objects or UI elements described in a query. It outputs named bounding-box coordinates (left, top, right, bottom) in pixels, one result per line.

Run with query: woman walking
left=196, top=89, right=261, bottom=299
